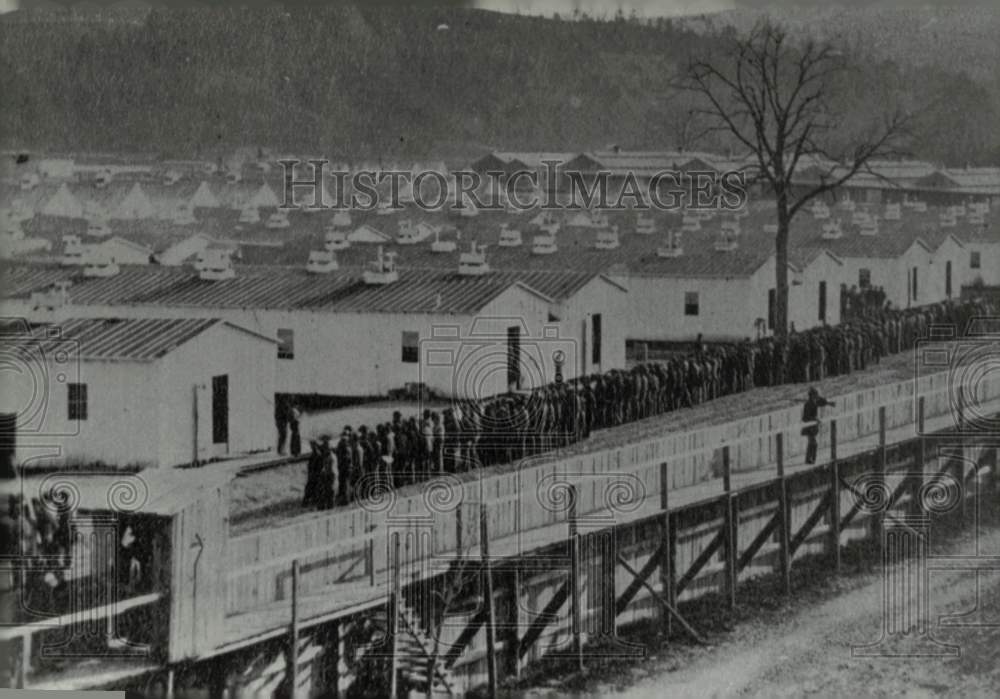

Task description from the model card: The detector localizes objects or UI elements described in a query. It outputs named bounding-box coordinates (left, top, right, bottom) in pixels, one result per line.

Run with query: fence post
left=878, top=405, right=887, bottom=468
left=328, top=621, right=341, bottom=699
left=481, top=503, right=498, bottom=699
left=367, top=538, right=375, bottom=588
left=913, top=397, right=926, bottom=517
left=829, top=420, right=841, bottom=574
left=389, top=534, right=400, bottom=699
left=659, top=462, right=674, bottom=636
left=509, top=569, right=525, bottom=679
left=874, top=407, right=887, bottom=547
left=568, top=484, right=584, bottom=673
left=289, top=559, right=300, bottom=699
left=722, top=446, right=737, bottom=609
left=775, top=433, right=791, bottom=594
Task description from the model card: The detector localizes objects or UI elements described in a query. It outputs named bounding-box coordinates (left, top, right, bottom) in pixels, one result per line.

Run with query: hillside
left=1, top=4, right=997, bottom=164
left=697, top=1, right=1000, bottom=88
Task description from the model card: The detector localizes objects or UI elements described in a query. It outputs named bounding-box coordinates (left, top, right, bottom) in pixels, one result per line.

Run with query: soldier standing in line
left=380, top=423, right=396, bottom=483
left=801, top=387, right=835, bottom=465
left=367, top=428, right=383, bottom=484
left=289, top=403, right=303, bottom=458
left=431, top=411, right=445, bottom=474
left=406, top=417, right=421, bottom=480
left=581, top=380, right=594, bottom=439
left=353, top=428, right=368, bottom=494
left=302, top=439, right=322, bottom=508
left=336, top=428, right=354, bottom=505
left=275, top=398, right=289, bottom=455
left=442, top=408, right=459, bottom=473
left=420, top=410, right=433, bottom=476
left=318, top=435, right=337, bottom=510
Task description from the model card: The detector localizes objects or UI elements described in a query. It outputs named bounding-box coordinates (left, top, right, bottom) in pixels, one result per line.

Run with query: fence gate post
left=509, top=569, right=525, bottom=679
left=659, top=461, right=674, bottom=636
left=289, top=559, right=300, bottom=699
left=775, top=433, right=791, bottom=594
left=873, top=407, right=887, bottom=546
left=913, top=397, right=926, bottom=517
left=722, top=446, right=737, bottom=609
left=481, top=503, right=498, bottom=698
left=568, top=484, right=584, bottom=673
left=829, top=420, right=841, bottom=575
left=389, top=534, right=400, bottom=699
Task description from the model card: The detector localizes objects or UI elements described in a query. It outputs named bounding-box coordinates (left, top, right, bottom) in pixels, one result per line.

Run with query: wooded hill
left=1, top=4, right=997, bottom=164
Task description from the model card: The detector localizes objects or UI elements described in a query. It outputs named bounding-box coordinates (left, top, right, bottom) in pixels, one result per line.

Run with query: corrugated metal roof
left=0, top=263, right=602, bottom=315
left=7, top=317, right=220, bottom=362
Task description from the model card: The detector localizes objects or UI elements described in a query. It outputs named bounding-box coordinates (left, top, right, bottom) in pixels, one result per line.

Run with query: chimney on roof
left=82, top=246, right=121, bottom=279
left=657, top=230, right=683, bottom=258
left=821, top=220, right=843, bottom=239
left=31, top=280, right=72, bottom=312
left=458, top=240, right=491, bottom=276
left=306, top=249, right=339, bottom=274
left=363, top=246, right=399, bottom=285
left=195, top=248, right=236, bottom=281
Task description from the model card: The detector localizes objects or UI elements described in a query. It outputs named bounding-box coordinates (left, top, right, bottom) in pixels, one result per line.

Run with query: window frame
left=683, top=291, right=700, bottom=317
left=276, top=328, right=295, bottom=360
left=68, top=382, right=88, bottom=421
left=401, top=331, right=419, bottom=364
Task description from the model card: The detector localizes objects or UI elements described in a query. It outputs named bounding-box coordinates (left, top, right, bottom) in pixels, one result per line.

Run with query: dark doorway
left=768, top=289, right=776, bottom=330
left=591, top=313, right=602, bottom=367
left=507, top=326, right=521, bottom=390
left=212, top=375, right=228, bottom=445
left=0, top=413, right=15, bottom=479
left=818, top=281, right=827, bottom=322
left=946, top=261, right=953, bottom=298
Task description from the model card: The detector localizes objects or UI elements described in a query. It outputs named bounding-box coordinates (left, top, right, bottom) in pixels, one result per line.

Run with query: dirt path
left=601, top=526, right=1000, bottom=698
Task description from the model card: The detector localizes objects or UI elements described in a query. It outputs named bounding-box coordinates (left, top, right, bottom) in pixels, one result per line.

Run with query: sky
left=470, top=0, right=736, bottom=18
left=0, top=0, right=737, bottom=17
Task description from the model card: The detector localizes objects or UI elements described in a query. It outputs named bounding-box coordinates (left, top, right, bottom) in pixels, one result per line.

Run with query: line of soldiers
left=301, top=296, right=996, bottom=511
left=841, top=284, right=889, bottom=320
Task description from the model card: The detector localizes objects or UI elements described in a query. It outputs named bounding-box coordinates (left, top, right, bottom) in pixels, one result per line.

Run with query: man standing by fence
left=802, top=387, right=835, bottom=465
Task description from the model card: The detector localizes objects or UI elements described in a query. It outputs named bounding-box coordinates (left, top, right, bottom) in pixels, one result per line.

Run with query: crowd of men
left=0, top=491, right=153, bottom=685
left=300, top=296, right=996, bottom=511
left=841, top=284, right=889, bottom=320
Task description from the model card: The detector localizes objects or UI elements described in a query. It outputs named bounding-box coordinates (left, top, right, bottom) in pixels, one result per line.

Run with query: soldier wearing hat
left=801, top=387, right=835, bottom=465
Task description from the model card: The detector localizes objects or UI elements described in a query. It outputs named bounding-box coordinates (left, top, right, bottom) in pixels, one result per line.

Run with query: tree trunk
left=774, top=199, right=791, bottom=339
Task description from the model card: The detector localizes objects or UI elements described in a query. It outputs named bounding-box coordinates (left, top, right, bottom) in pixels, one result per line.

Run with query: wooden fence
left=219, top=367, right=1000, bottom=642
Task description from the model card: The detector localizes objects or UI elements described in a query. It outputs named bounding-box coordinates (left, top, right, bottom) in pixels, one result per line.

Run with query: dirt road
left=610, top=528, right=1000, bottom=698
left=513, top=517, right=1000, bottom=699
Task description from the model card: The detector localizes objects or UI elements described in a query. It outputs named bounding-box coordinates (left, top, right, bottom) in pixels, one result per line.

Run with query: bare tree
left=684, top=19, right=912, bottom=337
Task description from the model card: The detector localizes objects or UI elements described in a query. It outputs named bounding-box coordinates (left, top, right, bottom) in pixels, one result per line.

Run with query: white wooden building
left=1, top=263, right=627, bottom=399
left=960, top=223, right=1000, bottom=286
left=0, top=317, right=276, bottom=471
left=788, top=249, right=847, bottom=330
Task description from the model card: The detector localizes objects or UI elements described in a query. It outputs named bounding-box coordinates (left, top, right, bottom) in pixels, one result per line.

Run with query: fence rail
left=222, top=367, right=1000, bottom=622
